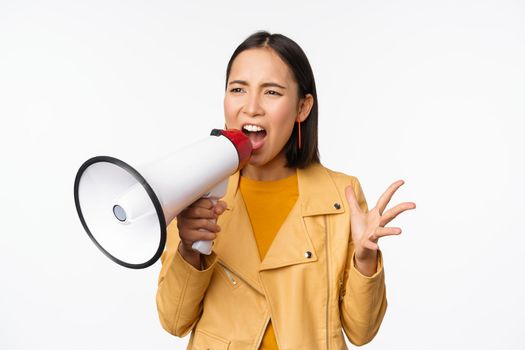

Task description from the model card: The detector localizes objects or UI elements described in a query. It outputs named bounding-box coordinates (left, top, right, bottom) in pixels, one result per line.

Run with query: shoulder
left=311, top=163, right=363, bottom=191
left=317, top=164, right=369, bottom=211
left=297, top=163, right=367, bottom=213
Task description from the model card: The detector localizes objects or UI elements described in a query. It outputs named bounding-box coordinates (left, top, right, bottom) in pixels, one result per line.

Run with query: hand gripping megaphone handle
left=191, top=178, right=229, bottom=255
left=191, top=200, right=216, bottom=255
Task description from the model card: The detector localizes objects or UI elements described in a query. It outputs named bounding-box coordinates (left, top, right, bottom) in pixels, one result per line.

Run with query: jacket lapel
left=260, top=164, right=346, bottom=271
left=259, top=199, right=317, bottom=270
left=297, top=163, right=345, bottom=217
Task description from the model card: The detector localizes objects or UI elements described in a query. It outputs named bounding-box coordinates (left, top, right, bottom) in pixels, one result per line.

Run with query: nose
left=243, top=92, right=264, bottom=117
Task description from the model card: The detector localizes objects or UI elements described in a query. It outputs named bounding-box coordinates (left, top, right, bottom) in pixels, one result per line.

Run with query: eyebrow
left=228, top=80, right=287, bottom=89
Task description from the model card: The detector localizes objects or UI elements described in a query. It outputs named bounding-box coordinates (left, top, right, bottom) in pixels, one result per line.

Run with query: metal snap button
left=334, top=203, right=341, bottom=210
left=305, top=251, right=312, bottom=259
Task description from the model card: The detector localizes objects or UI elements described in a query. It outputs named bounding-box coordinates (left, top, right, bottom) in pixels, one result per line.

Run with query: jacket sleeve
left=340, top=178, right=387, bottom=346
left=156, top=220, right=218, bottom=337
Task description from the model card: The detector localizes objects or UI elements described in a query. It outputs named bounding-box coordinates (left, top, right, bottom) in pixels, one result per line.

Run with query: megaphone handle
left=191, top=198, right=217, bottom=255
left=192, top=239, right=213, bottom=255
left=191, top=179, right=228, bottom=255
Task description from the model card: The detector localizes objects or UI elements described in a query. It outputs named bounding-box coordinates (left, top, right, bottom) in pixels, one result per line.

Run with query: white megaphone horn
left=74, top=129, right=252, bottom=269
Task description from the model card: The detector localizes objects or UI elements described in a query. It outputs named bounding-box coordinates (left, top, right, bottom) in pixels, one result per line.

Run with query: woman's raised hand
left=345, top=180, right=416, bottom=276
left=176, top=198, right=227, bottom=269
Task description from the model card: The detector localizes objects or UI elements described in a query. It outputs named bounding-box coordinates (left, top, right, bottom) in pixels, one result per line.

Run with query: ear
left=297, top=94, right=314, bottom=122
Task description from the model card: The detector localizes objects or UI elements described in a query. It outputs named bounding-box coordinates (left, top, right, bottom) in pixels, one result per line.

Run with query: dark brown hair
left=225, top=31, right=320, bottom=169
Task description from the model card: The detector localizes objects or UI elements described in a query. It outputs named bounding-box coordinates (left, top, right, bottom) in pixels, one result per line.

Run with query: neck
left=241, top=152, right=296, bottom=181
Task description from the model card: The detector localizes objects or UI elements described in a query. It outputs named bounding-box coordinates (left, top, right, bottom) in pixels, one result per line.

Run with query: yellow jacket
left=156, top=163, right=387, bottom=349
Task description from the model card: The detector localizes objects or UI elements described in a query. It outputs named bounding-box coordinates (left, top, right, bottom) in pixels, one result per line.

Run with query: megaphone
left=74, top=129, right=252, bottom=269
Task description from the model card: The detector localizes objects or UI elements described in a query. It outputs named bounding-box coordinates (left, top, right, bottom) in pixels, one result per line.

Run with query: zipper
left=223, top=266, right=237, bottom=286
left=255, top=316, right=270, bottom=350
left=324, top=216, right=330, bottom=350
left=219, top=263, right=270, bottom=349
left=219, top=263, right=238, bottom=286
left=216, top=262, right=269, bottom=349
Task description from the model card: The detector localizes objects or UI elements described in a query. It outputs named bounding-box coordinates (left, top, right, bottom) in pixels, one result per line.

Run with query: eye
left=230, top=87, right=245, bottom=94
left=265, top=90, right=282, bottom=96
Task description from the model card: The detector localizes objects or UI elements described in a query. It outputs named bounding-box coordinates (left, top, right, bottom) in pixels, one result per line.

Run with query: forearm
left=156, top=247, right=216, bottom=336
left=341, top=251, right=387, bottom=345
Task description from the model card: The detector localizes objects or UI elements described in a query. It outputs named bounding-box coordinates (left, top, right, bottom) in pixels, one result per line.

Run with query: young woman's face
left=224, top=48, right=310, bottom=169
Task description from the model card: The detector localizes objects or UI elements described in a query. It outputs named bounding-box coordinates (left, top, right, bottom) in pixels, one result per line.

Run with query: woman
left=156, top=31, right=416, bottom=349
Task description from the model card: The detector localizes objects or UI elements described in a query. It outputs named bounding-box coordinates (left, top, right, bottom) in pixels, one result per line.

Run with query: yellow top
left=239, top=173, right=299, bottom=350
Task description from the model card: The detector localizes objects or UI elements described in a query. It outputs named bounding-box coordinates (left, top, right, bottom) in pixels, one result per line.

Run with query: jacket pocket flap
left=193, top=329, right=230, bottom=350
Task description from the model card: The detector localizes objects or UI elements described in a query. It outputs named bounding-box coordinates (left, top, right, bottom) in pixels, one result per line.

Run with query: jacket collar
left=215, top=163, right=345, bottom=294
left=222, top=163, right=345, bottom=217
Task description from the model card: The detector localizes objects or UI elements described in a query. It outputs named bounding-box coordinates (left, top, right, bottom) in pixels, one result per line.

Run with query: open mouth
left=242, top=124, right=267, bottom=150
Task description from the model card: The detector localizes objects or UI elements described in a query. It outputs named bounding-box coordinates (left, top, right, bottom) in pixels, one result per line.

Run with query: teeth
left=243, top=124, right=265, bottom=132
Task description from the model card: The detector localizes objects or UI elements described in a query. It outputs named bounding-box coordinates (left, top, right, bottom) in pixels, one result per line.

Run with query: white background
left=1, top=0, right=524, bottom=349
